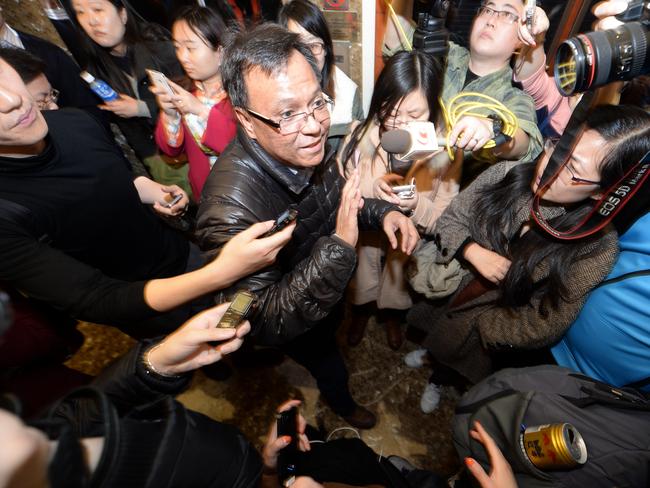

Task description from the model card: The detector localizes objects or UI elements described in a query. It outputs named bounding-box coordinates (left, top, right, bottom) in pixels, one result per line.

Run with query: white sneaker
left=420, top=382, right=441, bottom=413
left=404, top=349, right=427, bottom=368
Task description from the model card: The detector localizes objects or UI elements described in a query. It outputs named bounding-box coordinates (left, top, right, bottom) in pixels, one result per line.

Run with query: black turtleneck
left=0, top=109, right=188, bottom=325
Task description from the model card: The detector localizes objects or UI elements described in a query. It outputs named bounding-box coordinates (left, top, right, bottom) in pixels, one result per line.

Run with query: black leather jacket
left=196, top=130, right=397, bottom=345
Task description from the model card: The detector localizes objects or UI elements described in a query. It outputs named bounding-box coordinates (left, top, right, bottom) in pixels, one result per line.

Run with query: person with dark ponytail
left=70, top=0, right=191, bottom=196
left=153, top=6, right=236, bottom=200
left=337, top=50, right=450, bottom=350
left=405, top=105, right=650, bottom=412
left=278, top=0, right=364, bottom=149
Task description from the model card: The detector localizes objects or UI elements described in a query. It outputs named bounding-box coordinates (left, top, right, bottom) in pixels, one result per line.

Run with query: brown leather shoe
left=342, top=405, right=377, bottom=429
left=346, top=303, right=375, bottom=347
left=384, top=310, right=404, bottom=351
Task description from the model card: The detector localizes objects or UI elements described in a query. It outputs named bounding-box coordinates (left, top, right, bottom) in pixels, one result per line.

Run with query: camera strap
left=531, top=93, right=650, bottom=240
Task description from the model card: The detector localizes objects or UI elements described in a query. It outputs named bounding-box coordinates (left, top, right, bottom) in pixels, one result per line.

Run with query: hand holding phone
left=215, top=290, right=258, bottom=329
left=276, top=406, right=299, bottom=485
left=262, top=208, right=298, bottom=238
left=147, top=69, right=175, bottom=97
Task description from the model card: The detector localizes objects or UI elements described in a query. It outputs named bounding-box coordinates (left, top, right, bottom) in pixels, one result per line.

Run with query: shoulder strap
left=592, top=269, right=650, bottom=290
left=0, top=198, right=50, bottom=243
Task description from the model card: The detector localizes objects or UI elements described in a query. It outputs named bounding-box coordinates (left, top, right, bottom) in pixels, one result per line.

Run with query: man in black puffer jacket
left=196, top=24, right=419, bottom=429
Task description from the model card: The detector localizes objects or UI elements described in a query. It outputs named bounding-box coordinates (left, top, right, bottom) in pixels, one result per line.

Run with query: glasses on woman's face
left=386, top=117, right=410, bottom=129
left=36, top=88, right=59, bottom=110
left=544, top=139, right=601, bottom=186
left=246, top=93, right=333, bottom=135
left=307, top=42, right=325, bottom=57
left=476, top=5, right=520, bottom=25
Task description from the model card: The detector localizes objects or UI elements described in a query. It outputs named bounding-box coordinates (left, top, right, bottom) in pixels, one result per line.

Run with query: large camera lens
left=555, top=21, right=650, bottom=96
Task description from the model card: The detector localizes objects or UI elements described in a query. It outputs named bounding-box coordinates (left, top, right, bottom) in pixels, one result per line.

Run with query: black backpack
left=452, top=365, right=650, bottom=487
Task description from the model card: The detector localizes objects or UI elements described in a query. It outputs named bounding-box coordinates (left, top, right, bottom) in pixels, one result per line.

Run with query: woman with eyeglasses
left=278, top=0, right=364, bottom=150
left=405, top=105, right=650, bottom=412
left=70, top=0, right=191, bottom=197
left=337, top=50, right=451, bottom=350
left=152, top=6, right=236, bottom=200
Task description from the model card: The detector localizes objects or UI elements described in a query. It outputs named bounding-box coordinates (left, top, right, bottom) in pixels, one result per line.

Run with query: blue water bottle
left=80, top=71, right=119, bottom=102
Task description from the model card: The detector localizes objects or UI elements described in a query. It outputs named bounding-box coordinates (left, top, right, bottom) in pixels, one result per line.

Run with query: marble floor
left=66, top=313, right=462, bottom=477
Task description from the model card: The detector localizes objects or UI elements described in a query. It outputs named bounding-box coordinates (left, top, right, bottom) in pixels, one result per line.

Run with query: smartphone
left=165, top=193, right=183, bottom=208
left=276, top=406, right=299, bottom=485
left=262, top=208, right=298, bottom=238
left=146, top=69, right=174, bottom=97
left=216, top=290, right=258, bottom=328
left=391, top=180, right=416, bottom=200
left=525, top=0, right=536, bottom=31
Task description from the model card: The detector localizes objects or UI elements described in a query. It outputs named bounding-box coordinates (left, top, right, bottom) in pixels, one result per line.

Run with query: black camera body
left=411, top=0, right=453, bottom=59
left=555, top=0, right=649, bottom=95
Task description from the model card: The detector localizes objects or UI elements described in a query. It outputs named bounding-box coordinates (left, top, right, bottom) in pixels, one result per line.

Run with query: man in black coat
left=196, top=24, right=419, bottom=428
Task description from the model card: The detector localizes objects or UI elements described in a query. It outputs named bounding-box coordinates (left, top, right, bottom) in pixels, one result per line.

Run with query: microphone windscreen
left=380, top=129, right=411, bottom=154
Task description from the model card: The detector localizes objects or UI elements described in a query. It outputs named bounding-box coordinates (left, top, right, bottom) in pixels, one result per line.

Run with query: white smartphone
left=391, top=178, right=416, bottom=200
left=525, top=0, right=536, bottom=32
left=146, top=69, right=174, bottom=97
left=164, top=193, right=183, bottom=208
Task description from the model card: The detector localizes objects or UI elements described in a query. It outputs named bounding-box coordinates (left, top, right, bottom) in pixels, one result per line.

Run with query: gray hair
left=221, top=23, right=321, bottom=108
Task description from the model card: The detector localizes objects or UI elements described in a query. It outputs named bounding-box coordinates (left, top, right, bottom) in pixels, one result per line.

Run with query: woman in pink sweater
left=513, top=1, right=627, bottom=137
left=152, top=6, right=236, bottom=200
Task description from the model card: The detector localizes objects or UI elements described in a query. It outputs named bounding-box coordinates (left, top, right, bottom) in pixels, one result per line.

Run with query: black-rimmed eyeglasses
left=246, top=94, right=333, bottom=135
left=544, top=139, right=601, bottom=186
left=36, top=88, right=59, bottom=110
left=477, top=5, right=520, bottom=24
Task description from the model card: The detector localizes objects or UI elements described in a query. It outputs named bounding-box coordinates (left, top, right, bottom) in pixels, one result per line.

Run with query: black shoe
left=342, top=405, right=377, bottom=429
left=380, top=309, right=405, bottom=351
left=346, top=302, right=376, bottom=347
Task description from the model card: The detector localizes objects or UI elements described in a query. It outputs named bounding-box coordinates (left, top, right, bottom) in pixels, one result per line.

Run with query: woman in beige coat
left=338, top=50, right=457, bottom=349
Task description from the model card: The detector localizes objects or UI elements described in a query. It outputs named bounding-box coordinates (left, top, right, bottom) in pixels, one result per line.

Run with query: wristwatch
left=487, top=114, right=504, bottom=138
left=487, top=114, right=511, bottom=146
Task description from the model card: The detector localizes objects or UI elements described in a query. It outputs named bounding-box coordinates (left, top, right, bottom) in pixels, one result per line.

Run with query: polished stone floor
left=66, top=313, right=461, bottom=477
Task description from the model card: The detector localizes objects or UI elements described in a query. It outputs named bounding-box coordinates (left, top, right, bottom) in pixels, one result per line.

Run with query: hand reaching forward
left=465, top=420, right=518, bottom=488
left=383, top=211, right=419, bottom=255
left=146, top=303, right=251, bottom=376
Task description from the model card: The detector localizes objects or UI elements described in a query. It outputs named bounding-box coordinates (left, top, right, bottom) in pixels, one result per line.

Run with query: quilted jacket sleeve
left=197, top=200, right=358, bottom=344
left=196, top=160, right=359, bottom=345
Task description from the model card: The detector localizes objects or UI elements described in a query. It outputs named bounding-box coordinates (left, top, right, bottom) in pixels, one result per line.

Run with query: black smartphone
left=262, top=208, right=298, bottom=238
left=208, top=290, right=257, bottom=345
left=276, top=406, right=299, bottom=485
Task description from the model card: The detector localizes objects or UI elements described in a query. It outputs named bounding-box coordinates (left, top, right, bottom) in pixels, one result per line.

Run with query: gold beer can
left=520, top=423, right=588, bottom=470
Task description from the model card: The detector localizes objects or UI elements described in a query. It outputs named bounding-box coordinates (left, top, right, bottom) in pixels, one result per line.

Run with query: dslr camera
left=555, top=0, right=649, bottom=95
left=411, top=0, right=454, bottom=58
